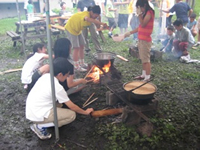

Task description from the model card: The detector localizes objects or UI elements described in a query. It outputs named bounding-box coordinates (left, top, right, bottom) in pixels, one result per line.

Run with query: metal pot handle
left=129, top=75, right=154, bottom=92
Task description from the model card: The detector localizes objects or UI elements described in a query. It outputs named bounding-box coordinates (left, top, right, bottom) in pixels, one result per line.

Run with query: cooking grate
left=105, top=80, right=126, bottom=94
left=104, top=79, right=151, bottom=123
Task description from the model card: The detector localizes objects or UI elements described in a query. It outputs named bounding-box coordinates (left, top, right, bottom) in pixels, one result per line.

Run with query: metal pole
left=16, top=0, right=26, bottom=58
left=45, top=0, right=60, bottom=141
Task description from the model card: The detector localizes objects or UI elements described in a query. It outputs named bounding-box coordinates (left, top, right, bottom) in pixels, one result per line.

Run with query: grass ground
left=0, top=3, right=200, bottom=149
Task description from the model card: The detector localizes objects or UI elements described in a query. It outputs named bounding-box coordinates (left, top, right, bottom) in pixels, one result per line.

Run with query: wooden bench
left=6, top=31, right=21, bottom=47
left=51, top=24, right=65, bottom=31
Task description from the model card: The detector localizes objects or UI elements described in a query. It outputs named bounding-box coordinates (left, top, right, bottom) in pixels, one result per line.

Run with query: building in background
left=0, top=0, right=39, bottom=19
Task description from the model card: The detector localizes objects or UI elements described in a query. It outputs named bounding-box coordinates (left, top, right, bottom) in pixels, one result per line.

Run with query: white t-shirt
left=26, top=74, right=70, bottom=122
left=21, top=52, right=46, bottom=84
left=24, top=0, right=29, bottom=9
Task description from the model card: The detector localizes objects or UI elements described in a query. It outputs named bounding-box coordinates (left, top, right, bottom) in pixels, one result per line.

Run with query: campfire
left=86, top=61, right=112, bottom=83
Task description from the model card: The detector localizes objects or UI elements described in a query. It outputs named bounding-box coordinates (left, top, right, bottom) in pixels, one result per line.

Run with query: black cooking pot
left=123, top=80, right=157, bottom=105
left=93, top=52, right=116, bottom=67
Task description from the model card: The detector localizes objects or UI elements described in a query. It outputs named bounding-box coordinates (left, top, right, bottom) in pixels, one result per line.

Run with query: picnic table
left=50, top=15, right=107, bottom=43
left=7, top=18, right=60, bottom=47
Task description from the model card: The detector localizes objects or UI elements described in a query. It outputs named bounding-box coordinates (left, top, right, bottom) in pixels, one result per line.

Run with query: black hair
left=28, top=0, right=32, bottom=4
left=60, top=2, right=66, bottom=8
left=53, top=57, right=73, bottom=76
left=87, top=5, right=101, bottom=14
left=27, top=43, right=45, bottom=59
left=190, top=13, right=196, bottom=19
left=173, top=19, right=183, bottom=26
left=53, top=38, right=71, bottom=59
left=167, top=25, right=175, bottom=31
left=136, top=0, right=154, bottom=18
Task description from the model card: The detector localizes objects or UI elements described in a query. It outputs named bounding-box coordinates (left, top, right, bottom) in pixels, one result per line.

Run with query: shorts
left=107, top=17, right=116, bottom=28
left=138, top=40, right=152, bottom=63
left=66, top=30, right=85, bottom=48
left=117, top=14, right=129, bottom=28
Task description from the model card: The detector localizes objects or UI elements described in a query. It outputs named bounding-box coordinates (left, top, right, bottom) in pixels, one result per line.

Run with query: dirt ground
left=0, top=38, right=120, bottom=149
left=1, top=34, right=200, bottom=149
left=0, top=69, right=115, bottom=150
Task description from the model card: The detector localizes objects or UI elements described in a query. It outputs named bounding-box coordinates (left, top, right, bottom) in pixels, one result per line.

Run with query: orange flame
left=87, top=61, right=111, bottom=83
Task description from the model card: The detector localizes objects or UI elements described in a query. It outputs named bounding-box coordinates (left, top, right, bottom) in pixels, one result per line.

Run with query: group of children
left=22, top=0, right=200, bottom=140
left=160, top=13, right=200, bottom=59
left=22, top=38, right=93, bottom=140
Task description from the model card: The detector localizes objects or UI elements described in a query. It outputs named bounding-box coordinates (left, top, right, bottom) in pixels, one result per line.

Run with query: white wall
left=0, top=2, right=39, bottom=19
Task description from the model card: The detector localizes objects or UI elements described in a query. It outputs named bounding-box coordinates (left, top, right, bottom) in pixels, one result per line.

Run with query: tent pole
left=45, top=0, right=60, bottom=141
left=16, top=0, right=26, bottom=58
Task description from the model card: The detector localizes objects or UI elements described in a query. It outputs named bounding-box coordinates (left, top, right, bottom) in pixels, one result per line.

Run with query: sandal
left=133, top=75, right=145, bottom=80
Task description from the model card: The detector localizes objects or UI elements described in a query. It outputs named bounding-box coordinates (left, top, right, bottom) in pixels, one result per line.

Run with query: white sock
left=141, top=70, right=146, bottom=77
left=74, top=61, right=79, bottom=68
left=79, top=59, right=84, bottom=65
left=37, top=122, right=54, bottom=129
left=144, top=75, right=150, bottom=80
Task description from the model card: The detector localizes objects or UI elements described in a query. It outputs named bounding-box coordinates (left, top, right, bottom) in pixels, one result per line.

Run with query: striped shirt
left=138, top=10, right=154, bottom=42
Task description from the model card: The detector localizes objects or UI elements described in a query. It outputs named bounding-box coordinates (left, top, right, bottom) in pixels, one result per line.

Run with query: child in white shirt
left=21, top=43, right=50, bottom=93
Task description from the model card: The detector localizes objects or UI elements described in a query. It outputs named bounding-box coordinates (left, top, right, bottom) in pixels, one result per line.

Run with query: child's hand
left=85, top=108, right=94, bottom=115
left=124, top=31, right=132, bottom=38
left=81, top=79, right=87, bottom=84
left=102, top=23, right=108, bottom=29
left=86, top=79, right=94, bottom=84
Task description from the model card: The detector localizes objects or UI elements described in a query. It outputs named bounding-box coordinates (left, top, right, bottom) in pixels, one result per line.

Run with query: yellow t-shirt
left=64, top=11, right=91, bottom=35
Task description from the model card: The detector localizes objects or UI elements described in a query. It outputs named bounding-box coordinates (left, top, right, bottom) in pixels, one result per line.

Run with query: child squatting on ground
left=21, top=43, right=50, bottom=93
left=160, top=25, right=175, bottom=53
left=26, top=57, right=94, bottom=140
left=53, top=38, right=91, bottom=95
left=173, top=19, right=195, bottom=58
left=187, top=13, right=197, bottom=38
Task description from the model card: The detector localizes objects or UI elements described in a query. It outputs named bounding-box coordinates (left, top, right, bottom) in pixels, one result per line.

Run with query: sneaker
left=134, top=75, right=145, bottom=80
left=80, top=63, right=88, bottom=69
left=85, top=49, right=91, bottom=55
left=30, top=124, right=52, bottom=140
left=193, top=42, right=200, bottom=47
left=143, top=78, right=151, bottom=82
left=75, top=66, right=87, bottom=72
left=96, top=49, right=102, bottom=53
left=108, top=32, right=112, bottom=38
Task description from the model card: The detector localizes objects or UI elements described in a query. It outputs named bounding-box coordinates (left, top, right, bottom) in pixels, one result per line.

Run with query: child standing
left=27, top=0, right=34, bottom=20
left=114, top=0, right=130, bottom=34
left=21, top=43, right=50, bottom=93
left=64, top=5, right=108, bottom=72
left=105, top=0, right=117, bottom=38
left=124, top=0, right=155, bottom=81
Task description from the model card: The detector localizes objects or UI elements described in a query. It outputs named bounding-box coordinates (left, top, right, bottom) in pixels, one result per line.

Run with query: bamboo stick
left=84, top=65, right=94, bottom=79
left=82, top=92, right=95, bottom=107
left=82, top=97, right=98, bottom=108
left=0, top=68, right=22, bottom=75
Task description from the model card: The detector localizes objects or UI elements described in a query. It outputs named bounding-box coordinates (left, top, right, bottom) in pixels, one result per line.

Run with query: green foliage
left=1, top=3, right=200, bottom=149
left=193, top=0, right=200, bottom=16
left=0, top=17, right=18, bottom=36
